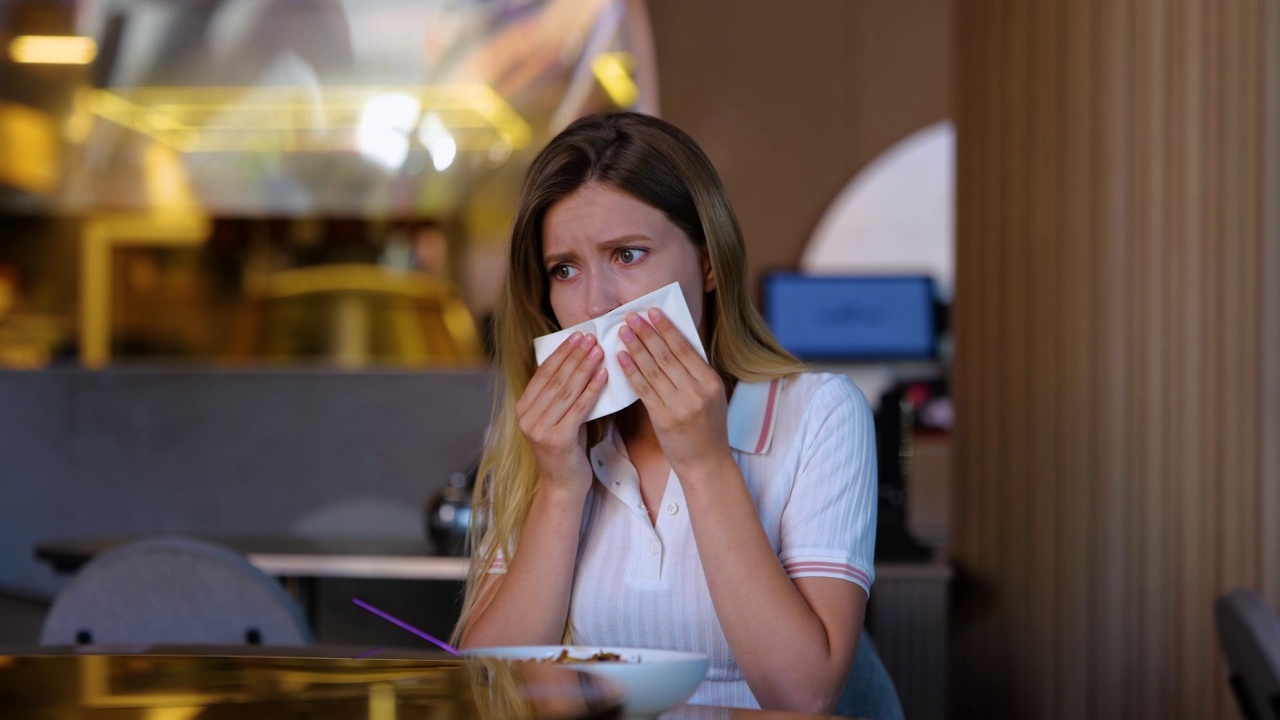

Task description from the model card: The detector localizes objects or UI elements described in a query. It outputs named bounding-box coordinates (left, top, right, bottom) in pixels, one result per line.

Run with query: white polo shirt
left=491, top=372, right=877, bottom=709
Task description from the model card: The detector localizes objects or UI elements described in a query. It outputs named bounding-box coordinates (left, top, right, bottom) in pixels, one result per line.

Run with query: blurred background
left=0, top=0, right=667, bottom=369
left=0, top=0, right=949, bottom=373
left=0, top=2, right=1276, bottom=720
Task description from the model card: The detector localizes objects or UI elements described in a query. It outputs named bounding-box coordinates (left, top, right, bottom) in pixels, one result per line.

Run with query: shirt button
left=648, top=542, right=660, bottom=555
left=665, top=503, right=679, bottom=515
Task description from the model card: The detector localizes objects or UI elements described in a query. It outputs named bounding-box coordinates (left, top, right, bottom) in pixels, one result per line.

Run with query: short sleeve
left=474, top=531, right=508, bottom=575
left=778, top=375, right=878, bottom=597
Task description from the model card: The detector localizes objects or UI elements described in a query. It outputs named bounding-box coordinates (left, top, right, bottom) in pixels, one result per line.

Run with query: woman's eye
left=550, top=265, right=579, bottom=281
left=617, top=248, right=648, bottom=265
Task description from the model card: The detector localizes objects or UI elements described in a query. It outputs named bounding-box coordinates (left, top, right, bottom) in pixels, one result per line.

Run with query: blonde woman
left=455, top=112, right=877, bottom=714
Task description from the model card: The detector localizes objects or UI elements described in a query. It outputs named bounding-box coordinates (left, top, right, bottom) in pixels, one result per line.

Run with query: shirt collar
left=726, top=377, right=782, bottom=454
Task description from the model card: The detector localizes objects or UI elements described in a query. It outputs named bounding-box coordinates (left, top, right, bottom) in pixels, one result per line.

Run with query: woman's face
left=541, top=182, right=714, bottom=333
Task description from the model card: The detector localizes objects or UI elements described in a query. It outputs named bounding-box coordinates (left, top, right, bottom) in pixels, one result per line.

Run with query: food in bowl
left=540, top=649, right=626, bottom=664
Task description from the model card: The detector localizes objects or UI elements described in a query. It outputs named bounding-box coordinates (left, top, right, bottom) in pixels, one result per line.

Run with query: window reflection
left=0, top=0, right=657, bottom=368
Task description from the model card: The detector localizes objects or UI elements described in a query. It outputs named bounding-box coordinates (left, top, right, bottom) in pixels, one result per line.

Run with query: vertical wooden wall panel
left=1263, top=0, right=1280, bottom=613
left=1095, top=0, right=1140, bottom=715
left=953, top=0, right=1279, bottom=717
left=1059, top=0, right=1092, bottom=713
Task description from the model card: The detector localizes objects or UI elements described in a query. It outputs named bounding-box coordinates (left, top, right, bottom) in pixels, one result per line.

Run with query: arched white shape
left=801, top=121, right=955, bottom=301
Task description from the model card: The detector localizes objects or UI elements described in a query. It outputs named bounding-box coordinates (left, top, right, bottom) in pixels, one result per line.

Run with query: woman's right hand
left=460, top=332, right=606, bottom=649
left=515, top=331, right=607, bottom=494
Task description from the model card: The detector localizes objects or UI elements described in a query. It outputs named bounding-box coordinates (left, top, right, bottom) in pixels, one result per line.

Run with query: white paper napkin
left=533, top=282, right=707, bottom=422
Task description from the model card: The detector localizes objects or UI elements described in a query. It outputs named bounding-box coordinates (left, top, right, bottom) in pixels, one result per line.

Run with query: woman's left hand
left=617, top=307, right=730, bottom=472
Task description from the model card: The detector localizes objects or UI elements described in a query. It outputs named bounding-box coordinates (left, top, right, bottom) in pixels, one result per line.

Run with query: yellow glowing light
left=592, top=52, right=639, bottom=108
left=9, top=35, right=98, bottom=65
left=87, top=84, right=532, bottom=156
left=0, top=102, right=58, bottom=193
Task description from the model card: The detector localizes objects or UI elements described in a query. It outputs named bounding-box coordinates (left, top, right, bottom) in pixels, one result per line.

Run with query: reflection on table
left=0, top=648, right=854, bottom=720
left=0, top=648, right=624, bottom=720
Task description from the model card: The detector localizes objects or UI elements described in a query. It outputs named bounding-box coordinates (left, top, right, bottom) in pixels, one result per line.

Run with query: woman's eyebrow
left=543, top=234, right=653, bottom=267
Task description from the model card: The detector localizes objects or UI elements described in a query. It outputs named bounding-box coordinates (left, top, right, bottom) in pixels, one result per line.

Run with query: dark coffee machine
left=874, top=378, right=950, bottom=562
left=425, top=466, right=477, bottom=556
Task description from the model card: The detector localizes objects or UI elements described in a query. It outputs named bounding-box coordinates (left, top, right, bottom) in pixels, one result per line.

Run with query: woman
left=454, top=112, right=877, bottom=714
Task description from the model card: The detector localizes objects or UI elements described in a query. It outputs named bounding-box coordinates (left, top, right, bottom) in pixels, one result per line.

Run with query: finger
left=547, top=338, right=606, bottom=422
left=621, top=314, right=686, bottom=393
left=617, top=338, right=673, bottom=410
left=646, top=307, right=711, bottom=378
left=519, top=331, right=584, bottom=414
left=561, top=364, right=609, bottom=428
left=617, top=349, right=658, bottom=405
left=526, top=334, right=600, bottom=421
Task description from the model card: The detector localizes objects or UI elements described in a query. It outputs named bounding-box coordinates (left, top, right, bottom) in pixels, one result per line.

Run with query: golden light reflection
left=9, top=35, right=98, bottom=65
left=142, top=143, right=201, bottom=210
left=80, top=213, right=211, bottom=368
left=591, top=52, right=639, bottom=108
left=85, top=85, right=533, bottom=157
left=0, top=102, right=58, bottom=193
left=369, top=682, right=397, bottom=720
left=142, top=709, right=205, bottom=720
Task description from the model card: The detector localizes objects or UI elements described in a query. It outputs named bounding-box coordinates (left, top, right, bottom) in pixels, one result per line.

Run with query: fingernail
left=583, top=333, right=597, bottom=347
left=595, top=367, right=608, bottom=381
left=588, top=345, right=604, bottom=360
left=648, top=307, right=663, bottom=321
left=619, top=325, right=635, bottom=341
left=625, top=313, right=643, bottom=328
left=618, top=351, right=632, bottom=367
left=568, top=332, right=583, bottom=346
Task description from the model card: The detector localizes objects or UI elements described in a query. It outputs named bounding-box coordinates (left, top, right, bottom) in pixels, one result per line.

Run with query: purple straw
left=351, top=597, right=461, bottom=656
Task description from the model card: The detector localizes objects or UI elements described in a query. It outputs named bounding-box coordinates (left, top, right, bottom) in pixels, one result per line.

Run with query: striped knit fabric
left=489, top=373, right=878, bottom=708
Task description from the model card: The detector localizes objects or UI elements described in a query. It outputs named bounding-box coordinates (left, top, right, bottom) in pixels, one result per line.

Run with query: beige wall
left=646, top=0, right=954, bottom=297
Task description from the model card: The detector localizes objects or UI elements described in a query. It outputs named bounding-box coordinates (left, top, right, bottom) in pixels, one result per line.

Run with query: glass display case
left=0, top=0, right=658, bottom=368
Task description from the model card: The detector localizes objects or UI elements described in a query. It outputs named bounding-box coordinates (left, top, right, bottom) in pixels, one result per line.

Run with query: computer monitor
left=762, top=273, right=940, bottom=361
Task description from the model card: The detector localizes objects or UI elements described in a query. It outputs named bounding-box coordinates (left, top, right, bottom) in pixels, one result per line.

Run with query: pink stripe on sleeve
left=784, top=561, right=872, bottom=585
left=487, top=551, right=507, bottom=574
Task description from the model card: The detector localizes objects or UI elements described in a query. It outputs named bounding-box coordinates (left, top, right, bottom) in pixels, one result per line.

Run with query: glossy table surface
left=0, top=647, right=852, bottom=720
left=0, top=646, right=623, bottom=719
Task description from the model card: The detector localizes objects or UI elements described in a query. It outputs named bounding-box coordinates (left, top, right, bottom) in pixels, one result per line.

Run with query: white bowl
left=461, top=645, right=709, bottom=718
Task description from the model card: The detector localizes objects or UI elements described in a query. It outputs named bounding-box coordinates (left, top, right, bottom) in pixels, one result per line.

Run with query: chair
left=835, top=634, right=905, bottom=720
left=1215, top=587, right=1280, bottom=720
left=40, top=536, right=312, bottom=647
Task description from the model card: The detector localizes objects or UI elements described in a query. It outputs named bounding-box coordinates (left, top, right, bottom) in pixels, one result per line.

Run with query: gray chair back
left=835, top=634, right=905, bottom=720
left=1216, top=587, right=1280, bottom=720
left=40, top=536, right=312, bottom=647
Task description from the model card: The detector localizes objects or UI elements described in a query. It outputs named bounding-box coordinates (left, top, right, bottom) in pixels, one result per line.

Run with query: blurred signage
left=763, top=273, right=939, bottom=360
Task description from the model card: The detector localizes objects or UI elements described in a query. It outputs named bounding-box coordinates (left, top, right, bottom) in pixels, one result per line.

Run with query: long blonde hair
left=454, top=112, right=805, bottom=642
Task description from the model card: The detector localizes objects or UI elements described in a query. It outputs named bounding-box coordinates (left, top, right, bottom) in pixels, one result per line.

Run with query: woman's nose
left=586, top=275, right=621, bottom=319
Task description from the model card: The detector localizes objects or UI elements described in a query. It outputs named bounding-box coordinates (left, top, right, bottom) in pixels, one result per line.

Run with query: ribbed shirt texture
left=490, top=372, right=878, bottom=709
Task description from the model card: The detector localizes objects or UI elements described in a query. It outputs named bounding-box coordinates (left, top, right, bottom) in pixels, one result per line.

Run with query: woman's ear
left=702, top=251, right=717, bottom=293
